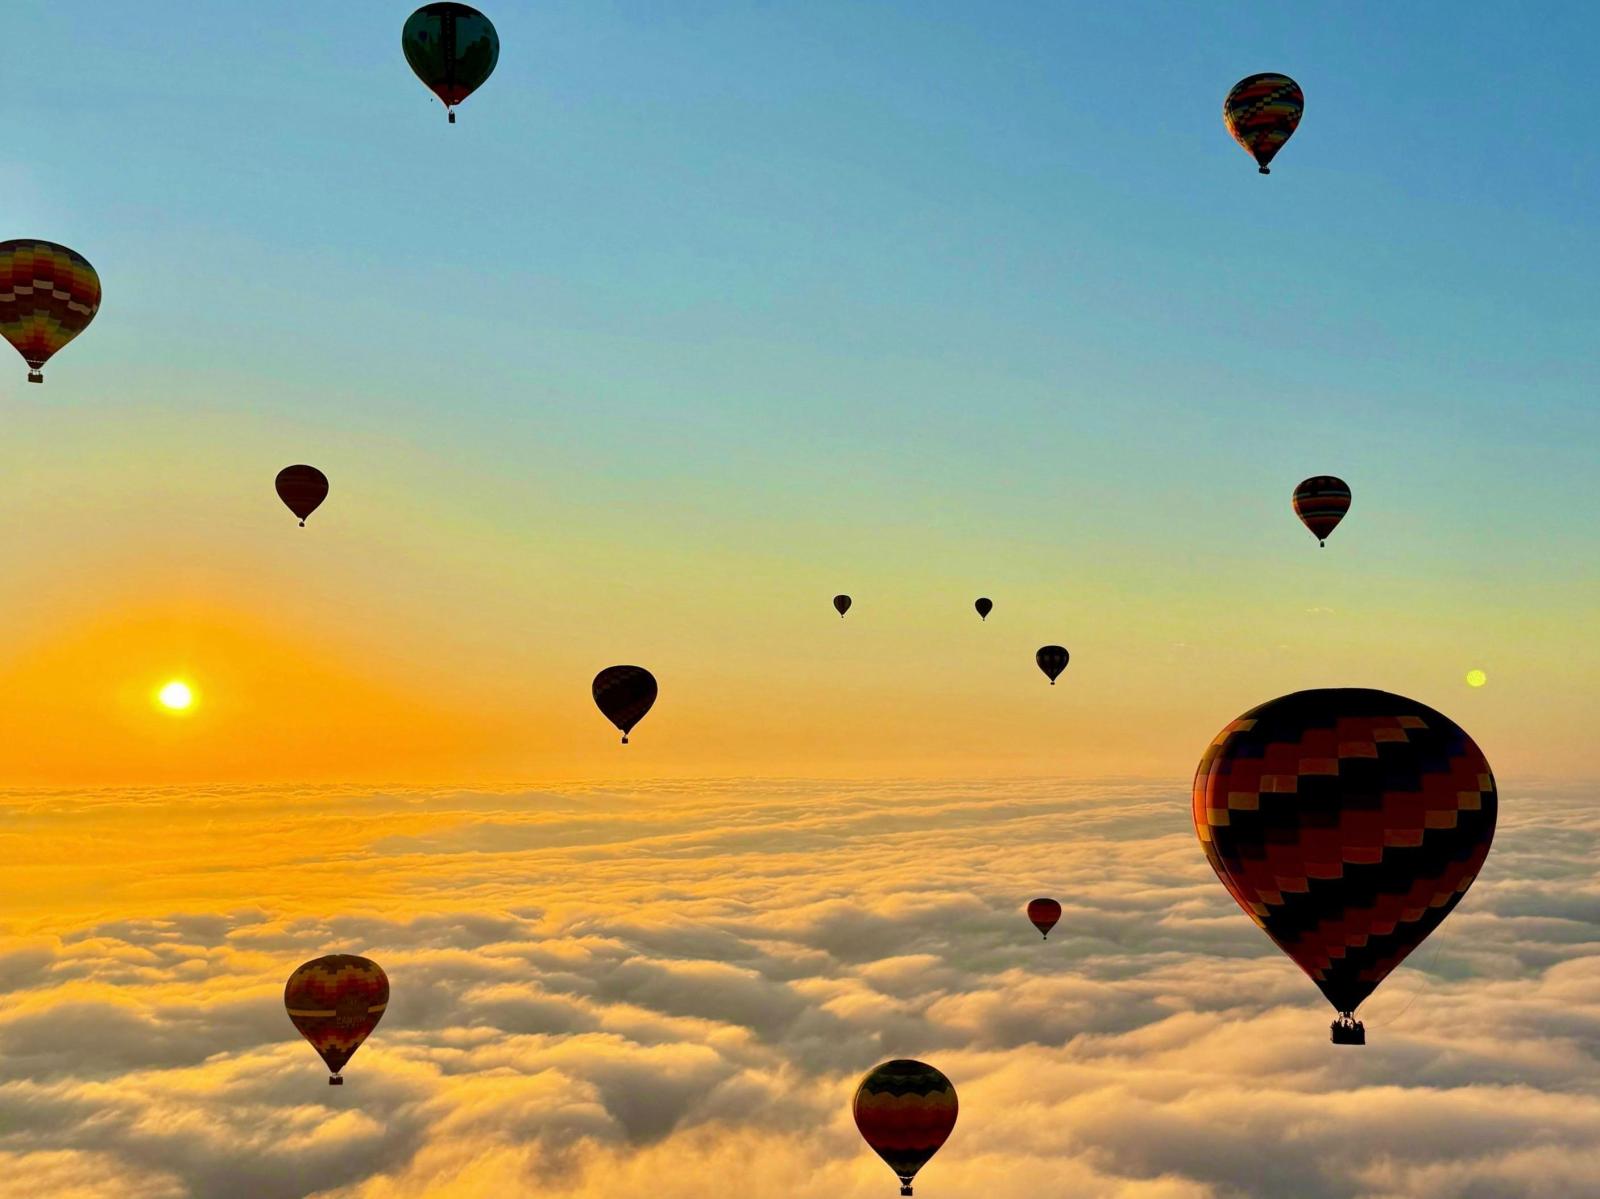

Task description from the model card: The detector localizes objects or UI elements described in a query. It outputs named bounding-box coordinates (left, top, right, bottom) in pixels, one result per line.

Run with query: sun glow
left=158, top=680, right=195, bottom=711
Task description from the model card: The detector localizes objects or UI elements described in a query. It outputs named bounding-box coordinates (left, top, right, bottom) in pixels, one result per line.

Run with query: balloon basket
left=1330, top=1015, right=1365, bottom=1046
left=329, top=1075, right=344, bottom=1086
left=900, top=1187, right=913, bottom=1197
left=448, top=110, right=456, bottom=124
left=27, top=370, right=42, bottom=383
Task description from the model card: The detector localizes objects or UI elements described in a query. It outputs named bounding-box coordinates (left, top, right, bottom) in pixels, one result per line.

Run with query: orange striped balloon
left=284, top=954, right=389, bottom=1084
left=854, top=1059, right=958, bottom=1196
left=0, top=240, right=101, bottom=383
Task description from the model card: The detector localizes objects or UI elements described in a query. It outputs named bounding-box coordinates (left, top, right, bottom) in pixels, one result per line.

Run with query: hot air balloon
left=0, top=239, right=101, bottom=383
left=833, top=594, right=852, bottom=618
left=1193, top=688, right=1496, bottom=1044
left=402, top=3, right=500, bottom=123
left=1292, top=476, right=1351, bottom=547
left=1223, top=73, right=1304, bottom=174
left=284, top=954, right=389, bottom=1084
left=593, top=665, right=657, bottom=744
left=275, top=465, right=329, bottom=526
left=974, top=598, right=993, bottom=621
left=1026, top=897, right=1061, bottom=940
left=854, top=1059, right=958, bottom=1197
left=1036, top=645, right=1069, bottom=684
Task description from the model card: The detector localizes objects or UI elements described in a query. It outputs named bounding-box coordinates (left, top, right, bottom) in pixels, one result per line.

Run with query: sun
left=157, top=680, right=195, bottom=712
left=1466, top=669, right=1487, bottom=688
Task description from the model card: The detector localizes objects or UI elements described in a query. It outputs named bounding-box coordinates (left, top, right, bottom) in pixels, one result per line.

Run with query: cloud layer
left=3, top=778, right=1597, bottom=1198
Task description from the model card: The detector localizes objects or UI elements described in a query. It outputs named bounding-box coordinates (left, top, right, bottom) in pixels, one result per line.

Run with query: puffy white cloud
left=1, top=780, right=1596, bottom=1197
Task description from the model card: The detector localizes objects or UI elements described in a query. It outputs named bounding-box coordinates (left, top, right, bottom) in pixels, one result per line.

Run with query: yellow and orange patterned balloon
left=0, top=240, right=102, bottom=383
left=1223, top=74, right=1304, bottom=175
left=284, top=954, right=389, bottom=1084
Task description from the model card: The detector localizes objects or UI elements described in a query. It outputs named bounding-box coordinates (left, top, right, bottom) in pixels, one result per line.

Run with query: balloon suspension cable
left=27, top=369, right=42, bottom=383
left=329, top=1075, right=344, bottom=1086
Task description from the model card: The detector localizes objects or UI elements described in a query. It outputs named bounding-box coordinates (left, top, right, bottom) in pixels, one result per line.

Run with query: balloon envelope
left=854, top=1059, right=958, bottom=1196
left=0, top=239, right=101, bottom=382
left=402, top=3, right=499, bottom=120
left=1223, top=73, right=1304, bottom=173
left=276, top=465, right=329, bottom=525
left=833, top=594, right=852, bottom=618
left=593, top=665, right=657, bottom=743
left=1193, top=688, right=1496, bottom=1023
left=284, top=954, right=389, bottom=1083
left=1026, top=897, right=1061, bottom=939
left=1292, top=475, right=1351, bottom=546
left=974, top=597, right=992, bottom=620
left=1036, top=645, right=1069, bottom=684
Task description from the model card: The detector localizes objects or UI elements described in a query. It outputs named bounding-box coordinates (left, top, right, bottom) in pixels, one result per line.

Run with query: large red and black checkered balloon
left=1193, top=689, right=1495, bottom=1016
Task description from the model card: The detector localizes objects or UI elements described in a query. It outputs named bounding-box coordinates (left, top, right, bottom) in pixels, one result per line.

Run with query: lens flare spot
left=1466, top=669, right=1487, bottom=688
left=158, top=680, right=195, bottom=711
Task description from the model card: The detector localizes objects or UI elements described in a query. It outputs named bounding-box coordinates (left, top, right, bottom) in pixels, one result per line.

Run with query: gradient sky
left=5, top=1, right=1597, bottom=784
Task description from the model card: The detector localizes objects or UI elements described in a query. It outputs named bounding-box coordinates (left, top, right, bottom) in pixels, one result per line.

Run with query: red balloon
left=1026, top=897, right=1061, bottom=939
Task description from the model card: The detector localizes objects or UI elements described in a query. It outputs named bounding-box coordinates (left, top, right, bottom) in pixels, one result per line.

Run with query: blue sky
left=4, top=2, right=1597, bottom=780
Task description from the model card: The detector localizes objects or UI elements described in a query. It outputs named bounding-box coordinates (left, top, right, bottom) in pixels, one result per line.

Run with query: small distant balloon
left=1036, top=645, right=1069, bottom=684
left=974, top=597, right=993, bottom=621
left=1292, top=476, right=1351, bottom=546
left=833, top=594, right=852, bottom=618
left=854, top=1059, right=958, bottom=1196
left=1466, top=669, right=1487, bottom=688
left=275, top=465, right=329, bottom=526
left=593, top=665, right=657, bottom=744
left=1026, top=897, right=1061, bottom=940
left=284, top=954, right=388, bottom=1085
left=402, top=3, right=500, bottom=124
left=0, top=239, right=102, bottom=383
left=1223, top=73, right=1304, bottom=174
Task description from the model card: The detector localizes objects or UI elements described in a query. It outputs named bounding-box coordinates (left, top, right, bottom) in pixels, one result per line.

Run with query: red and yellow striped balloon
left=0, top=240, right=101, bottom=383
left=1223, top=73, right=1304, bottom=174
left=1292, top=475, right=1351, bottom=546
left=284, top=954, right=389, bottom=1084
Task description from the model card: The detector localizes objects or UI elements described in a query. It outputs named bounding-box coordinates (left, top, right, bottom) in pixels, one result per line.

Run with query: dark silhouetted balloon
left=284, top=954, right=389, bottom=1084
left=0, top=240, right=101, bottom=383
left=1292, top=475, right=1351, bottom=546
left=833, top=594, right=852, bottom=618
left=593, top=665, right=657, bottom=744
left=402, top=3, right=500, bottom=123
left=275, top=465, right=329, bottom=526
left=1026, top=897, right=1061, bottom=939
left=1036, top=645, right=1069, bottom=684
left=1224, top=73, right=1304, bottom=174
left=1194, top=688, right=1496, bottom=1044
left=974, top=598, right=992, bottom=621
left=854, top=1059, right=958, bottom=1196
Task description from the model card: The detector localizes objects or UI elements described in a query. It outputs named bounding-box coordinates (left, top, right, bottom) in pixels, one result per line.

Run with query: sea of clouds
left=2, top=778, right=1598, bottom=1198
